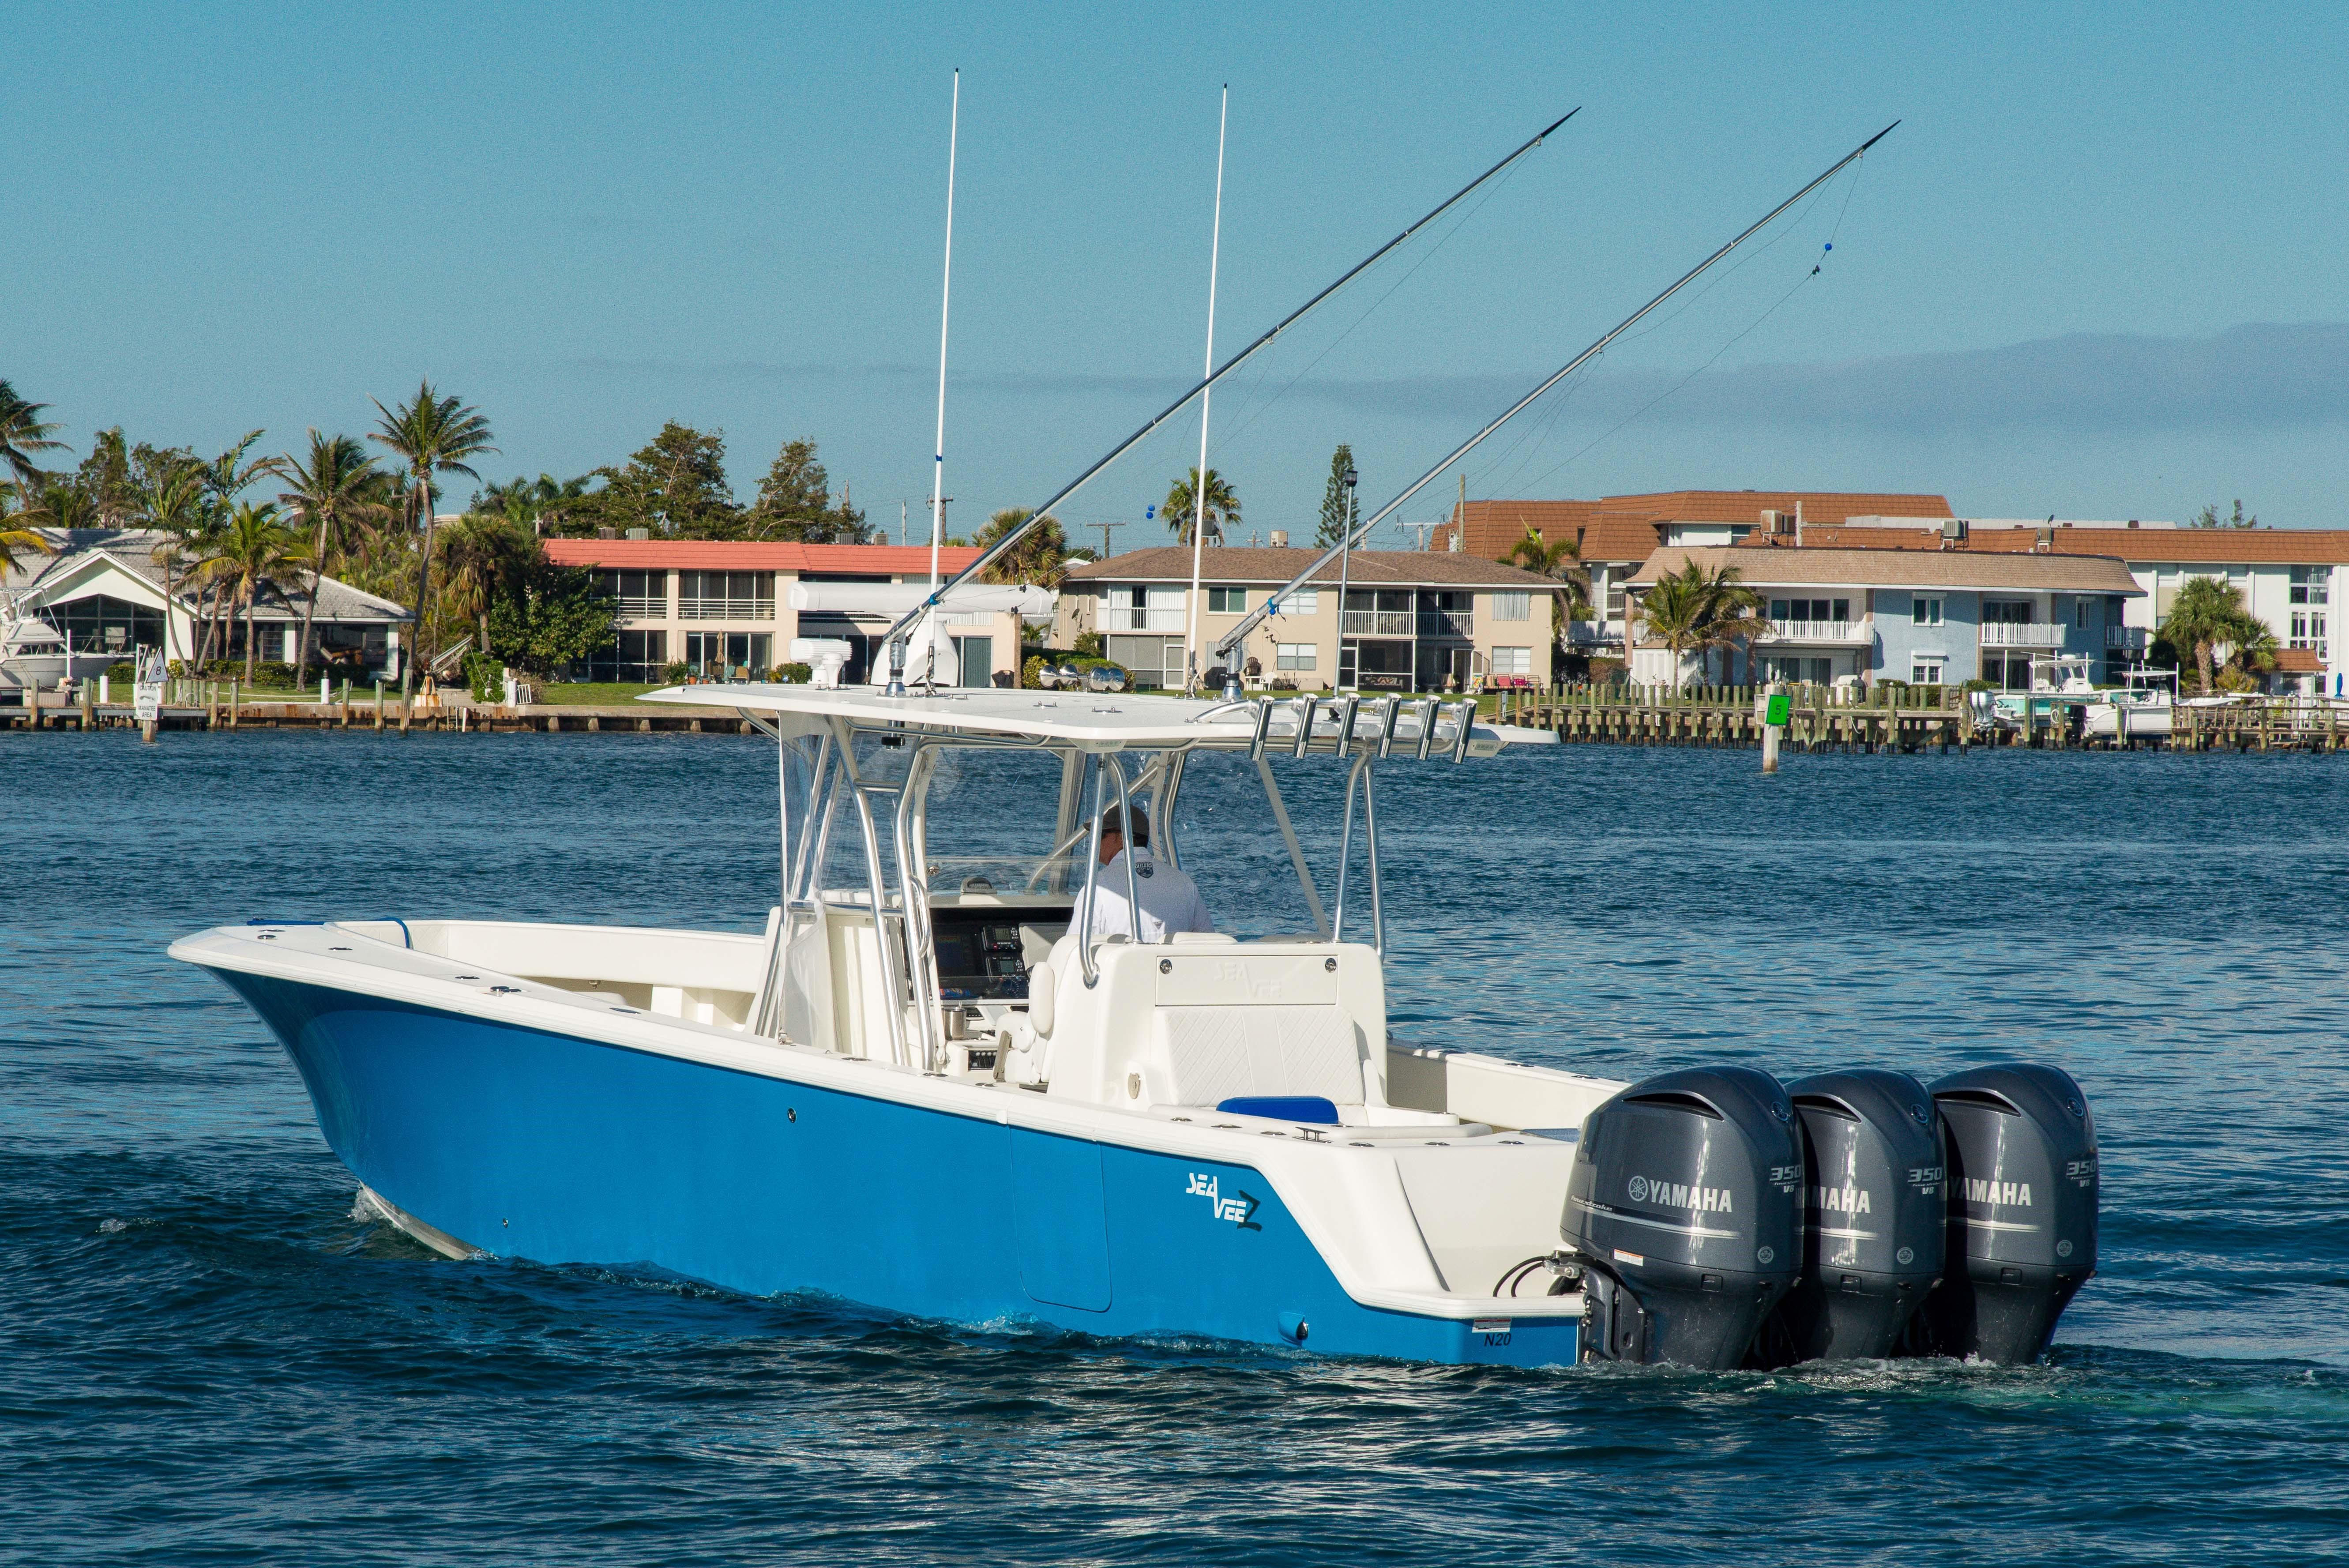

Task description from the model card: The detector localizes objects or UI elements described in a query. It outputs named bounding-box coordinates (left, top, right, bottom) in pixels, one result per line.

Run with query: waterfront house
left=1054, top=547, right=1565, bottom=692
left=1623, top=545, right=2144, bottom=689
left=4, top=527, right=411, bottom=678
left=541, top=538, right=1033, bottom=686
left=1441, top=490, right=1954, bottom=665
left=1797, top=519, right=2349, bottom=696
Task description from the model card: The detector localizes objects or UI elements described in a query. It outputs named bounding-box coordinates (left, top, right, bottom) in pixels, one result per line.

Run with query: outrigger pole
left=879, top=105, right=1583, bottom=694
left=1213, top=120, right=1901, bottom=670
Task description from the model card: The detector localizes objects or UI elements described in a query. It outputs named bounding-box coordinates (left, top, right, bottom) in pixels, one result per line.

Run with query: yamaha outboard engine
left=1561, top=1066, right=1803, bottom=1369
left=1916, top=1063, right=2099, bottom=1365
left=1757, top=1069, right=1947, bottom=1364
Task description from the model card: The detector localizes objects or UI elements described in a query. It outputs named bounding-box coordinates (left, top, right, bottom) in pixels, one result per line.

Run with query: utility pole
left=1091, top=521, right=1124, bottom=560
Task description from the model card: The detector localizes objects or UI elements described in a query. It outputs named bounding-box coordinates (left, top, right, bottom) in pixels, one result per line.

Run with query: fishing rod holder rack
left=1203, top=695, right=1479, bottom=763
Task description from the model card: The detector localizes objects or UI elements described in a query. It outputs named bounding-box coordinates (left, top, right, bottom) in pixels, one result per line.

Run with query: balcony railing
left=1567, top=619, right=1619, bottom=646
left=1980, top=622, right=2065, bottom=647
left=680, top=596, right=774, bottom=621
left=1106, top=607, right=1186, bottom=633
left=1759, top=619, right=1869, bottom=643
left=2106, top=625, right=2149, bottom=651
left=1340, top=609, right=1416, bottom=636
left=617, top=594, right=666, bottom=617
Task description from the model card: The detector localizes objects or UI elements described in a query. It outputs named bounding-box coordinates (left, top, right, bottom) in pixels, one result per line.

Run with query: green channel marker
left=1765, top=694, right=1791, bottom=726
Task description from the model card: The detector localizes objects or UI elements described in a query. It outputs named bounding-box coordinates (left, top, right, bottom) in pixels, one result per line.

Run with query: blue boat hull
left=217, top=972, right=1577, bottom=1366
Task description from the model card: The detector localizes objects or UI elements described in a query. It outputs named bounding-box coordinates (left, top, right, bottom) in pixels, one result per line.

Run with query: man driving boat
left=1080, top=805, right=1212, bottom=943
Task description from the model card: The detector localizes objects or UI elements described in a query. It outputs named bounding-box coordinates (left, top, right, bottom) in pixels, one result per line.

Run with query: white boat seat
left=1148, top=1004, right=1364, bottom=1109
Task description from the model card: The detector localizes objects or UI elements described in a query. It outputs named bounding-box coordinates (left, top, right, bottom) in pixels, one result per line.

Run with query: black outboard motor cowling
left=1561, top=1066, right=1804, bottom=1369
left=1759, top=1069, right=1947, bottom=1364
left=1916, top=1063, right=2099, bottom=1365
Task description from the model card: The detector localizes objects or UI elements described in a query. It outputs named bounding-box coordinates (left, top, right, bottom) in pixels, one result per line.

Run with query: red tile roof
left=1799, top=525, right=2349, bottom=564
left=1066, top=546, right=1561, bottom=588
left=1447, top=490, right=1954, bottom=564
left=544, top=539, right=985, bottom=573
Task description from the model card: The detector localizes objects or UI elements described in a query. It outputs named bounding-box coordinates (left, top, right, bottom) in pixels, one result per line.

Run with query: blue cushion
left=1216, top=1095, right=1341, bottom=1126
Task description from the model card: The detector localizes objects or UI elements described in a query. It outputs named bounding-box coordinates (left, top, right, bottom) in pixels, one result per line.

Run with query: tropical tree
left=440, top=511, right=534, bottom=656
left=2159, top=576, right=2274, bottom=694
left=271, top=431, right=387, bottom=683
left=1315, top=444, right=1358, bottom=548
left=140, top=463, right=215, bottom=666
left=199, top=503, right=307, bottom=681
left=370, top=382, right=497, bottom=696
left=973, top=508, right=1071, bottom=588
left=476, top=472, right=594, bottom=535
left=199, top=429, right=271, bottom=508
left=1503, top=525, right=1591, bottom=669
left=1161, top=467, right=1239, bottom=546
left=2188, top=500, right=2257, bottom=530
left=484, top=554, right=617, bottom=677
left=0, top=470, right=56, bottom=578
left=747, top=436, right=866, bottom=542
left=1632, top=559, right=1769, bottom=689
left=0, top=380, right=68, bottom=498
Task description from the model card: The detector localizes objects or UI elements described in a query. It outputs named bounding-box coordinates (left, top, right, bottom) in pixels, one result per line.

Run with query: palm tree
left=0, top=380, right=68, bottom=498
left=2159, top=576, right=2273, bottom=694
left=138, top=463, right=213, bottom=666
left=1161, top=467, right=1239, bottom=547
left=370, top=383, right=497, bottom=699
left=1634, top=564, right=1710, bottom=689
left=270, top=431, right=387, bottom=684
left=439, top=511, right=533, bottom=657
left=1632, top=560, right=1769, bottom=689
left=199, top=503, right=307, bottom=681
left=973, top=508, right=1072, bottom=588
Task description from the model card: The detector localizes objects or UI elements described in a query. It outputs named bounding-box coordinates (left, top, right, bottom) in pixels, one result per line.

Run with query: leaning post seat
left=1042, top=936, right=1390, bottom=1112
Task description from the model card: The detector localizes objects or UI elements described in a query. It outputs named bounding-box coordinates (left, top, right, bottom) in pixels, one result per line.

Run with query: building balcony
left=1759, top=619, right=1871, bottom=644
left=1106, top=608, right=1186, bottom=633
left=1340, top=609, right=1417, bottom=637
left=616, top=596, right=667, bottom=617
left=2106, top=625, right=2149, bottom=651
left=1567, top=619, right=1620, bottom=647
left=1979, top=622, right=2065, bottom=648
left=680, top=598, right=775, bottom=621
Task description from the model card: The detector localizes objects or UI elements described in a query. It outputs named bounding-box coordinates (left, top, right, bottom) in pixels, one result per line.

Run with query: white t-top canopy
left=638, top=683, right=1550, bottom=755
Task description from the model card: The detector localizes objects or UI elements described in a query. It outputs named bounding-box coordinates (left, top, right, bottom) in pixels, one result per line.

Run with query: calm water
left=5, top=730, right=2347, bottom=1565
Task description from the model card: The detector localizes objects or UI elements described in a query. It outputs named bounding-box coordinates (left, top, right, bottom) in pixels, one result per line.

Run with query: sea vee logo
left=1962, top=1177, right=2033, bottom=1207
left=1186, top=1171, right=1262, bottom=1230
left=1627, top=1174, right=1733, bottom=1213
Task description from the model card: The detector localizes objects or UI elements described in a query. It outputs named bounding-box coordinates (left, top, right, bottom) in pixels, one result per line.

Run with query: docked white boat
left=2084, top=665, right=2177, bottom=741
left=0, top=604, right=78, bottom=692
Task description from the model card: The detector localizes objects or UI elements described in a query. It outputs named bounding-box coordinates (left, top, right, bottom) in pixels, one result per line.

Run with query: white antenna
left=1183, top=85, right=1228, bottom=694
left=929, top=68, right=959, bottom=592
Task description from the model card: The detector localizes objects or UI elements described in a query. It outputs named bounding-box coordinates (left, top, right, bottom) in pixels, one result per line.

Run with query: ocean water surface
left=4, top=729, right=2346, bottom=1565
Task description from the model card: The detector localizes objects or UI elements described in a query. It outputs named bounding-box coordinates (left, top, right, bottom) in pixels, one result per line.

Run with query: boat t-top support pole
left=879, top=105, right=1583, bottom=692
left=1214, top=120, right=1899, bottom=668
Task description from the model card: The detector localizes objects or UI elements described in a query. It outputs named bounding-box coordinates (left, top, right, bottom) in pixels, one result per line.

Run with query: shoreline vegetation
left=0, top=379, right=883, bottom=692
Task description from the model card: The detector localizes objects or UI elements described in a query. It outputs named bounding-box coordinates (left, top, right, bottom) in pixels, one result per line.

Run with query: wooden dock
left=12, top=682, right=2347, bottom=752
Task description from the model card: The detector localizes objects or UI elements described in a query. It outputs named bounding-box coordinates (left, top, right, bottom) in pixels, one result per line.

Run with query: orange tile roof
left=1449, top=490, right=1954, bottom=564
left=2274, top=648, right=2326, bottom=673
left=543, top=539, right=985, bottom=573
left=1597, top=489, right=1954, bottom=526
left=1799, top=525, right=2349, bottom=564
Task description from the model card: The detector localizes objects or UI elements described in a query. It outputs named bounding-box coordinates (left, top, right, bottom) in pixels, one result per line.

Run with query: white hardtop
left=640, top=681, right=1552, bottom=754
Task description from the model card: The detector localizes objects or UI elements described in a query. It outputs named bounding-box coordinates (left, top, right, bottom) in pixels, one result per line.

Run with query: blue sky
left=9, top=1, right=2344, bottom=541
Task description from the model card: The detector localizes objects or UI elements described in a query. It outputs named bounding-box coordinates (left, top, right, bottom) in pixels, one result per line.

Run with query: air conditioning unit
left=1268, top=530, right=1289, bottom=548
left=1941, top=519, right=1969, bottom=542
left=1761, top=509, right=1797, bottom=537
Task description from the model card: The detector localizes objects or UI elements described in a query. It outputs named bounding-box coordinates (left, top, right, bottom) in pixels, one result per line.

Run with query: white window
left=2291, top=609, right=2328, bottom=653
left=1269, top=587, right=1318, bottom=616
left=1910, top=596, right=1943, bottom=627
left=2291, top=566, right=2331, bottom=607
left=1491, top=646, right=1532, bottom=677
left=1206, top=586, right=1247, bottom=613
left=1491, top=591, right=1530, bottom=622
left=2075, top=599, right=2090, bottom=628
left=1910, top=660, right=1945, bottom=685
left=1275, top=642, right=1316, bottom=671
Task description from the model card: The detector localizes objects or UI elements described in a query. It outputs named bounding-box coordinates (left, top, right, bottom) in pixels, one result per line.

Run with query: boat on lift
left=2083, top=662, right=2177, bottom=741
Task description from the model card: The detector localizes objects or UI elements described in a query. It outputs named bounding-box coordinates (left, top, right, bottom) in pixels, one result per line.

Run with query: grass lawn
left=537, top=682, right=663, bottom=705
